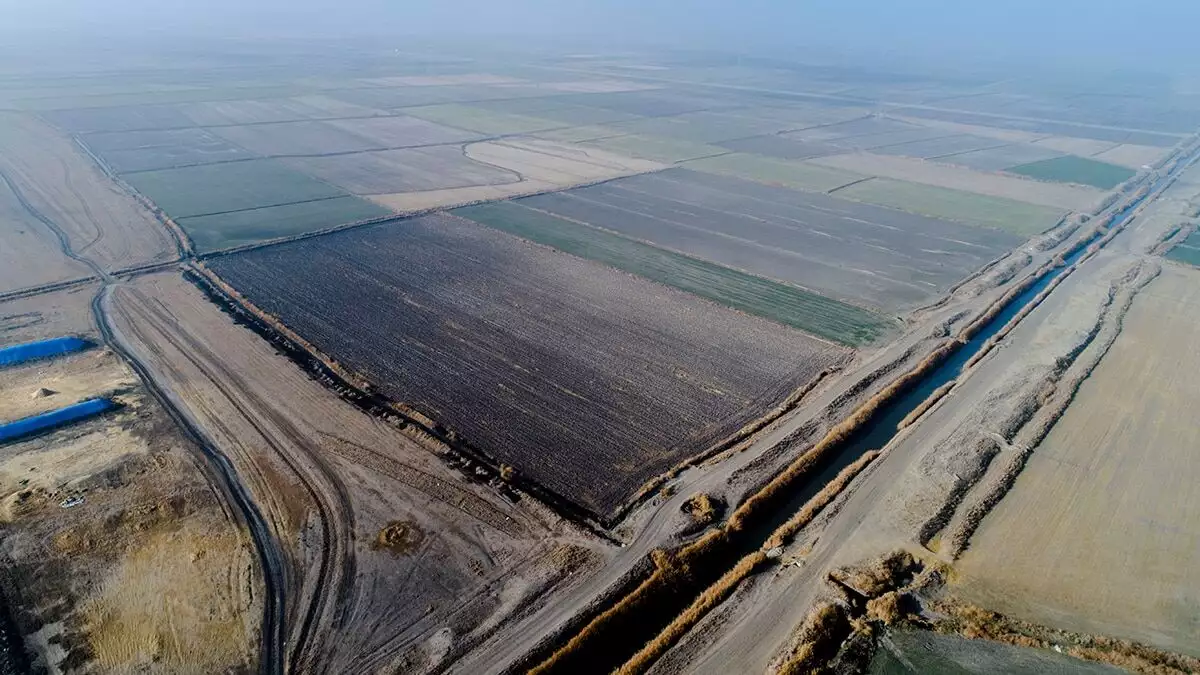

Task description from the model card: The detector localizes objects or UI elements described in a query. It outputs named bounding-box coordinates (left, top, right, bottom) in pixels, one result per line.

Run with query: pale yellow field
left=370, top=138, right=664, bottom=212
left=1092, top=143, right=1171, bottom=169
left=956, top=264, right=1200, bottom=656
left=809, top=151, right=1103, bottom=211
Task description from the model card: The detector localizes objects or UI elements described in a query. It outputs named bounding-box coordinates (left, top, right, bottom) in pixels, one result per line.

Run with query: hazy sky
left=3, top=0, right=1199, bottom=74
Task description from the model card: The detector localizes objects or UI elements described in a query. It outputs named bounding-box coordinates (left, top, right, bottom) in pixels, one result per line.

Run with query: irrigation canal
left=535, top=140, right=1199, bottom=675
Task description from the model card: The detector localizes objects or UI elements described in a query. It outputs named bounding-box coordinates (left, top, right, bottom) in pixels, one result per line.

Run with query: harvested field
left=1031, top=137, right=1122, bottom=158
left=400, top=104, right=563, bottom=135
left=470, top=99, right=643, bottom=126
left=582, top=135, right=727, bottom=163
left=1007, top=156, right=1136, bottom=190
left=454, top=200, right=895, bottom=342
left=178, top=95, right=386, bottom=126
left=532, top=126, right=624, bottom=143
left=211, top=120, right=385, bottom=156
left=367, top=139, right=664, bottom=211
left=503, top=168, right=1021, bottom=312
left=284, top=146, right=518, bottom=195
left=80, top=128, right=255, bottom=172
left=0, top=112, right=175, bottom=271
left=122, top=159, right=346, bottom=218
left=1091, top=143, right=1169, bottom=169
left=956, top=265, right=1200, bottom=656
left=0, top=285, right=97, bottom=345
left=0, top=178, right=91, bottom=294
left=684, top=153, right=864, bottom=193
left=892, top=108, right=1183, bottom=147
left=42, top=104, right=196, bottom=134
left=175, top=196, right=390, bottom=252
left=553, top=90, right=741, bottom=117
left=361, top=73, right=524, bottom=87
left=206, top=214, right=846, bottom=516
left=108, top=271, right=583, bottom=673
left=716, top=135, right=842, bottom=160
left=870, top=134, right=1008, bottom=159
left=323, top=115, right=485, bottom=147
left=809, top=153, right=1102, bottom=211
left=939, top=144, right=1066, bottom=172
left=834, top=177, right=1067, bottom=235
left=602, top=112, right=790, bottom=143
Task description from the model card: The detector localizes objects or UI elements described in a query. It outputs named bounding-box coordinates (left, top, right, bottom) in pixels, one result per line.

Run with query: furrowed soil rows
left=206, top=213, right=845, bottom=517
left=505, top=168, right=1021, bottom=312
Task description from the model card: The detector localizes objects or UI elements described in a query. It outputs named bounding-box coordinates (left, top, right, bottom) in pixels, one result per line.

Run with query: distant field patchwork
left=459, top=169, right=1021, bottom=314
left=1007, top=155, right=1136, bottom=190
left=208, top=214, right=847, bottom=516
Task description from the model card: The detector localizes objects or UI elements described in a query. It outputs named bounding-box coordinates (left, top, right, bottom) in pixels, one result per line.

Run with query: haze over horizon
left=2, top=0, right=1199, bottom=78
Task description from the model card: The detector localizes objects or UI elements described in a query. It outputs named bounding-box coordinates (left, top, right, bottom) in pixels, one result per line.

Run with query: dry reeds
left=728, top=341, right=958, bottom=534
left=615, top=552, right=769, bottom=675
left=681, top=493, right=721, bottom=527
left=764, top=450, right=880, bottom=550
left=776, top=602, right=850, bottom=675
left=896, top=382, right=954, bottom=430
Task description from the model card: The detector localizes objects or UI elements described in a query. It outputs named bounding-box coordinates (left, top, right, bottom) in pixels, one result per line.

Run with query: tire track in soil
left=2, top=164, right=287, bottom=675
left=119, top=288, right=357, bottom=674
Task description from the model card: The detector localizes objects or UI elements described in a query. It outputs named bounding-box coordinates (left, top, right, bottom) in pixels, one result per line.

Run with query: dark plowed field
left=208, top=214, right=845, bottom=517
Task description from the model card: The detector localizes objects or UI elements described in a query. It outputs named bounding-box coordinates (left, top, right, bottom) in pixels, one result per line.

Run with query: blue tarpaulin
left=0, top=336, right=93, bottom=368
left=0, top=398, right=118, bottom=444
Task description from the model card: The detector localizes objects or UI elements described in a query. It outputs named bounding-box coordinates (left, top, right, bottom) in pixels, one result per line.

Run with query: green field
left=453, top=201, right=895, bottom=347
left=1166, top=232, right=1200, bottom=267
left=1007, top=155, right=1136, bottom=190
left=178, top=196, right=391, bottom=252
left=685, top=152, right=865, bottom=193
left=401, top=104, right=563, bottom=135
left=584, top=134, right=728, bottom=163
left=836, top=178, right=1065, bottom=236
left=124, top=159, right=347, bottom=218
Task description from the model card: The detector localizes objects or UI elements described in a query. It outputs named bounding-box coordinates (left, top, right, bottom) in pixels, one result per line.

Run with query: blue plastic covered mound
left=0, top=336, right=93, bottom=368
left=0, top=398, right=118, bottom=444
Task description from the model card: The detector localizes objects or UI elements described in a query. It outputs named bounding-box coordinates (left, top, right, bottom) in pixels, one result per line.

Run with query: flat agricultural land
left=0, top=112, right=175, bottom=271
left=0, top=176, right=92, bottom=294
left=834, top=177, right=1067, bottom=235
left=175, top=197, right=391, bottom=251
left=476, top=168, right=1020, bottom=313
left=1006, top=155, right=1136, bottom=189
left=81, top=128, right=255, bottom=172
left=400, top=103, right=565, bottom=135
left=956, top=265, right=1200, bottom=656
left=284, top=145, right=518, bottom=195
left=454, top=200, right=894, bottom=343
left=206, top=213, right=846, bottom=517
left=683, top=152, right=865, bottom=192
left=809, top=152, right=1102, bottom=211
left=939, top=144, right=1066, bottom=172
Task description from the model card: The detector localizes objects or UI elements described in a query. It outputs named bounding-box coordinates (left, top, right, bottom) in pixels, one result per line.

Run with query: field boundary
left=184, top=263, right=619, bottom=538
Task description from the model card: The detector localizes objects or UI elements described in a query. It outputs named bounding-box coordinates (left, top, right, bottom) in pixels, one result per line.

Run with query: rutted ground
left=106, top=272, right=597, bottom=673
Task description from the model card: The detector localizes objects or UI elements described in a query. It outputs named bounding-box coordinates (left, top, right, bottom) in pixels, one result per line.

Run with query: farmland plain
left=956, top=264, right=1200, bottom=656
left=1007, top=155, right=1137, bottom=189
left=206, top=214, right=846, bottom=517
left=484, top=168, right=1021, bottom=312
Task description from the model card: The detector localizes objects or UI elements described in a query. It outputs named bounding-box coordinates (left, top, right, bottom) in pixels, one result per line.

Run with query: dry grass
left=865, top=592, right=908, bottom=626
left=728, top=341, right=958, bottom=534
left=934, top=599, right=1200, bottom=675
left=615, top=552, right=769, bottom=675
left=681, top=493, right=722, bottom=527
left=776, top=602, right=850, bottom=675
left=832, top=550, right=919, bottom=598
left=764, top=450, right=880, bottom=550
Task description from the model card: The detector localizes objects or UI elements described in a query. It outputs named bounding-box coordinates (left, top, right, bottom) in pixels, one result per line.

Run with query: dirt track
left=640, top=143, right=1200, bottom=674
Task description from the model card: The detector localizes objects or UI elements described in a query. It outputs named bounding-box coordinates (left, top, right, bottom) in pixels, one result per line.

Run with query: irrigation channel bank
left=525, top=139, right=1200, bottom=675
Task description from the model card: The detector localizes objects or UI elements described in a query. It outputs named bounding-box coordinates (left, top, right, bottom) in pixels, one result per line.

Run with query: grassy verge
left=453, top=202, right=894, bottom=347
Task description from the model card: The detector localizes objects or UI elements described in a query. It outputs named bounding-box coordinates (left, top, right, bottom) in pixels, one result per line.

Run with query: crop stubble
left=207, top=214, right=846, bottom=516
